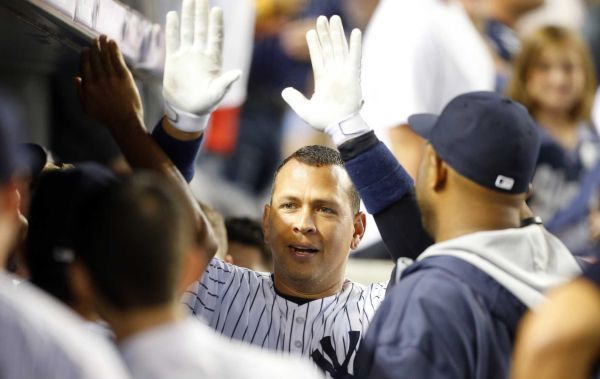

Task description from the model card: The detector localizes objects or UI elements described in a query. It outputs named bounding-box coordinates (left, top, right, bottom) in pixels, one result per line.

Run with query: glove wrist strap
left=325, top=112, right=371, bottom=146
left=164, top=100, right=210, bottom=133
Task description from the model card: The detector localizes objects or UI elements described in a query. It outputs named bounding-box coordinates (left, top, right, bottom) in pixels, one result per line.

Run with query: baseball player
left=0, top=95, right=130, bottom=378
left=71, top=173, right=323, bottom=379
left=176, top=10, right=387, bottom=379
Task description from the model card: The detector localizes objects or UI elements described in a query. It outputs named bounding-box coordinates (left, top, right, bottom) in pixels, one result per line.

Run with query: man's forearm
left=151, top=117, right=203, bottom=183
left=108, top=116, right=217, bottom=259
left=338, top=132, right=432, bottom=261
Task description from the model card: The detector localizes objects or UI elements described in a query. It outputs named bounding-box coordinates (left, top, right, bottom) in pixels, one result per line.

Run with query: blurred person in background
left=224, top=217, right=272, bottom=272
left=222, top=0, right=346, bottom=202
left=507, top=25, right=600, bottom=260
left=359, top=0, right=495, bottom=259
left=362, top=0, right=495, bottom=180
left=485, top=0, right=545, bottom=91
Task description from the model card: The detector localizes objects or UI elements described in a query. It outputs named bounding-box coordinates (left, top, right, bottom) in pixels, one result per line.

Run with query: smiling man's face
left=263, top=159, right=364, bottom=298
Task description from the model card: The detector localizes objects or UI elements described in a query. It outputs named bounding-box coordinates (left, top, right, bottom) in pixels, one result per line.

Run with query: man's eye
left=317, top=207, right=334, bottom=214
left=280, top=203, right=296, bottom=209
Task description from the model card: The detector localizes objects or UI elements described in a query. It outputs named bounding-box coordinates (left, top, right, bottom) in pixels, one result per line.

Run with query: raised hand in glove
left=76, top=35, right=144, bottom=131
left=281, top=15, right=370, bottom=146
left=163, top=0, right=241, bottom=133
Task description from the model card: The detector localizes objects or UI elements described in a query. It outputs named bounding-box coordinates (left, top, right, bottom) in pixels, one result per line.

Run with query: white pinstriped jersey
left=182, top=258, right=387, bottom=378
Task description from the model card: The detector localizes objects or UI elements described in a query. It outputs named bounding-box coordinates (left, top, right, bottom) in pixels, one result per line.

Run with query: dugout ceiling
left=0, top=0, right=164, bottom=77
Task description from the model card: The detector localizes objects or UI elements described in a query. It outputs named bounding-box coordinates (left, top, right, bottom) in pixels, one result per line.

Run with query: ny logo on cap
left=495, top=175, right=515, bottom=190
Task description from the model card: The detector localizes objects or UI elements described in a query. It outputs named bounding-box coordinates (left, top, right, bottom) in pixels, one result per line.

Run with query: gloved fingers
left=349, top=28, right=362, bottom=71
left=281, top=87, right=311, bottom=122
left=211, top=69, right=242, bottom=96
left=316, top=16, right=333, bottom=66
left=166, top=11, right=180, bottom=56
left=206, top=7, right=224, bottom=66
left=194, top=0, right=209, bottom=49
left=108, top=39, right=128, bottom=78
left=90, top=39, right=106, bottom=79
left=306, top=29, right=323, bottom=75
left=98, top=35, right=115, bottom=77
left=181, top=0, right=195, bottom=49
left=329, top=15, right=348, bottom=63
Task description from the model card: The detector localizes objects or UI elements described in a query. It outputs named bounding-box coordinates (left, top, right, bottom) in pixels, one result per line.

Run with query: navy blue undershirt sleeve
left=338, top=132, right=433, bottom=262
left=150, top=119, right=203, bottom=183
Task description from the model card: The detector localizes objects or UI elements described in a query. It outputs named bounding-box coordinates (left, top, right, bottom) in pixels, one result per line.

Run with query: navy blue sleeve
left=354, top=271, right=473, bottom=379
left=338, top=132, right=433, bottom=261
left=340, top=132, right=413, bottom=215
left=150, top=119, right=203, bottom=183
left=355, top=258, right=517, bottom=379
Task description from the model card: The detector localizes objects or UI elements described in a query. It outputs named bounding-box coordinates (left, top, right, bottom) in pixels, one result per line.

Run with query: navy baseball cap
left=408, top=91, right=540, bottom=194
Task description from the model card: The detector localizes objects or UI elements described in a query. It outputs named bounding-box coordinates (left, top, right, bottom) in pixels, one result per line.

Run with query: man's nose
left=292, top=207, right=316, bottom=234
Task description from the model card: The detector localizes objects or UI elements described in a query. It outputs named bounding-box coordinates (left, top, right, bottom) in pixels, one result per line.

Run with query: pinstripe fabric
left=182, top=258, right=386, bottom=378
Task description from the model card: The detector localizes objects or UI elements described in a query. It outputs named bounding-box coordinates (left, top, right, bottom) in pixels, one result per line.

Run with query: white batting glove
left=163, top=0, right=242, bottom=133
left=281, top=15, right=370, bottom=146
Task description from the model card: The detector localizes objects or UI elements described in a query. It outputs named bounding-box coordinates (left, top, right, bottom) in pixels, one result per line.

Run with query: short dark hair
left=225, top=217, right=271, bottom=265
left=26, top=164, right=116, bottom=305
left=74, top=173, right=195, bottom=311
left=272, top=145, right=360, bottom=213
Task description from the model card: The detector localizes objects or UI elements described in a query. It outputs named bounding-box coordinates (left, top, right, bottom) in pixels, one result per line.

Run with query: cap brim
left=407, top=113, right=439, bottom=140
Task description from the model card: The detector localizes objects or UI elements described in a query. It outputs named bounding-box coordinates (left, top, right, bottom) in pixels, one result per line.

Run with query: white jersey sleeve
left=182, top=258, right=273, bottom=329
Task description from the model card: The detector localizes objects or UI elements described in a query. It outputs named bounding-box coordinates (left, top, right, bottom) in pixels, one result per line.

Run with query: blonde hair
left=507, top=25, right=597, bottom=122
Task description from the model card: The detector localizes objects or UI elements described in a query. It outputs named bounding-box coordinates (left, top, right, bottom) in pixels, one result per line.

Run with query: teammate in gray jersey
left=71, top=173, right=322, bottom=379
left=182, top=14, right=387, bottom=379
left=0, top=95, right=130, bottom=379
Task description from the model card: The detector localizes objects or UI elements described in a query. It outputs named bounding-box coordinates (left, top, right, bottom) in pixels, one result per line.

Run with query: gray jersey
left=120, top=318, right=324, bottom=379
left=0, top=272, right=130, bottom=379
left=182, top=258, right=386, bottom=378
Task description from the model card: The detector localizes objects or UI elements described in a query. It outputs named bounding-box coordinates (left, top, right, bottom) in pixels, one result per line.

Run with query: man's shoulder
left=395, top=259, right=473, bottom=301
left=123, top=319, right=323, bottom=379
left=0, top=274, right=129, bottom=378
left=382, top=255, right=525, bottom=331
left=205, top=257, right=272, bottom=280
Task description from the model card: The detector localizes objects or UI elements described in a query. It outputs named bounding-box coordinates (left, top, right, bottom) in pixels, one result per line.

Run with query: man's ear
left=262, top=204, right=271, bottom=245
left=350, top=211, right=366, bottom=250
left=178, top=245, right=207, bottom=294
left=432, top=151, right=448, bottom=191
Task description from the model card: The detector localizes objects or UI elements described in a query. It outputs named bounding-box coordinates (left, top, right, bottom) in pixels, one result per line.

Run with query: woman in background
left=508, top=25, right=600, bottom=260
